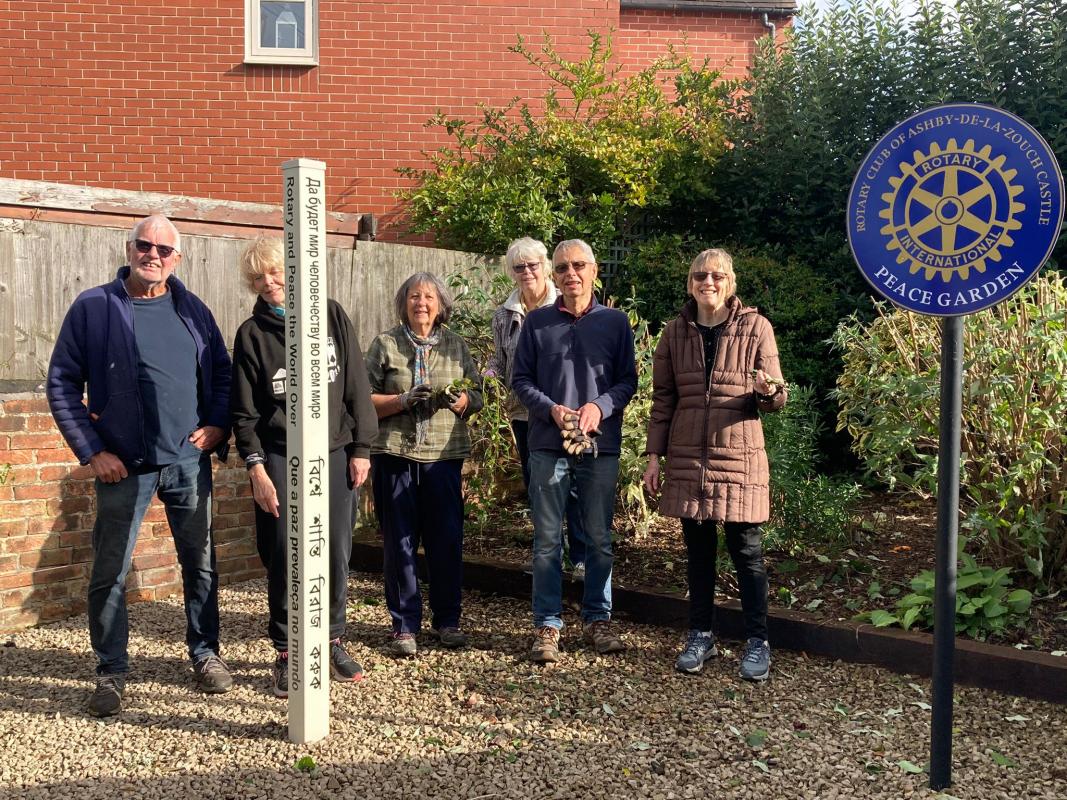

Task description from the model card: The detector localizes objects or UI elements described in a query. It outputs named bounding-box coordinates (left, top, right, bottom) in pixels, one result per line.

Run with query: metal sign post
left=847, top=103, right=1063, bottom=790
left=282, top=158, right=331, bottom=743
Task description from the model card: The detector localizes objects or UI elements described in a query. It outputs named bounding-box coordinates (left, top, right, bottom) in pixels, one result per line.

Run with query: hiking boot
left=193, top=653, right=234, bottom=694
left=429, top=626, right=468, bottom=649
left=583, top=620, right=626, bottom=654
left=88, top=674, right=126, bottom=717
left=739, top=638, right=771, bottom=682
left=272, top=651, right=289, bottom=698
left=388, top=632, right=417, bottom=658
left=329, top=640, right=364, bottom=682
left=675, top=630, right=717, bottom=674
left=530, top=626, right=561, bottom=663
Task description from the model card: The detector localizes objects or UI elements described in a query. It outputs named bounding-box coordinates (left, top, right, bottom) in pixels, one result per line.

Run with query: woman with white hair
left=489, top=238, right=587, bottom=575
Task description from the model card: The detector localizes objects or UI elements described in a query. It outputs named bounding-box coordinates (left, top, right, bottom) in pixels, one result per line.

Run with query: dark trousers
left=512, top=419, right=586, bottom=565
left=255, top=448, right=355, bottom=651
left=682, top=519, right=769, bottom=641
left=372, top=454, right=464, bottom=634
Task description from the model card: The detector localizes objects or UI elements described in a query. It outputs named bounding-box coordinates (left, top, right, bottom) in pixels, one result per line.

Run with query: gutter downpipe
left=762, top=11, right=776, bottom=39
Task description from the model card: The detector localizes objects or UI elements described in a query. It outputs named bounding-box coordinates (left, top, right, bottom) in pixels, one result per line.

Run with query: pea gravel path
left=1, top=574, right=1064, bottom=800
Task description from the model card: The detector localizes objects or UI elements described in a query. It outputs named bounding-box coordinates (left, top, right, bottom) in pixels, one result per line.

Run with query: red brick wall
left=0, top=394, right=263, bottom=631
left=0, top=1, right=785, bottom=238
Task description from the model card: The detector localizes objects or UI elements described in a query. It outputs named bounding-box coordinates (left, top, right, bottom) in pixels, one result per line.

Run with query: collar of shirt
left=555, top=295, right=598, bottom=320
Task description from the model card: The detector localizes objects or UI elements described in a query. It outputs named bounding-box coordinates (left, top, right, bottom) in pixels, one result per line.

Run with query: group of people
left=46, top=214, right=787, bottom=719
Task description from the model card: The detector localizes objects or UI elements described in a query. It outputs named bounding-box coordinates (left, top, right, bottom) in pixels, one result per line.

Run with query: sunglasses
left=133, top=239, right=178, bottom=259
left=691, top=271, right=728, bottom=283
left=553, top=260, right=590, bottom=274
left=512, top=261, right=541, bottom=273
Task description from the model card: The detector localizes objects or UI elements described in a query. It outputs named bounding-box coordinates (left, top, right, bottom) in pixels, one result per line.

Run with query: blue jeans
left=528, top=450, right=619, bottom=630
left=88, top=453, right=219, bottom=675
left=511, top=419, right=587, bottom=565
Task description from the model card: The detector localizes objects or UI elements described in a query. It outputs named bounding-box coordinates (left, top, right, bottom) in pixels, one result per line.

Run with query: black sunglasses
left=133, top=239, right=178, bottom=259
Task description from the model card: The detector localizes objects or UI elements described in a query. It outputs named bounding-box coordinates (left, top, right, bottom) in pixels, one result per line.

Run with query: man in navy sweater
left=512, top=239, right=637, bottom=663
left=47, top=215, right=233, bottom=717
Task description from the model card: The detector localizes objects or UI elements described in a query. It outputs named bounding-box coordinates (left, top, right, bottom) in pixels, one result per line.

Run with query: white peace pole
left=282, top=158, right=330, bottom=743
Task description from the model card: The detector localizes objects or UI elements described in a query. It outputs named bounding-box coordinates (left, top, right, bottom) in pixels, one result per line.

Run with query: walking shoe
left=329, top=640, right=364, bottom=682
left=388, top=632, right=418, bottom=658
left=87, top=674, right=126, bottom=717
left=739, top=638, right=771, bottom=682
left=272, top=651, right=289, bottom=698
left=529, top=626, right=561, bottom=663
left=429, top=626, right=468, bottom=649
left=675, top=630, right=718, bottom=674
left=583, top=620, right=626, bottom=654
left=570, top=562, right=586, bottom=581
left=193, top=653, right=234, bottom=694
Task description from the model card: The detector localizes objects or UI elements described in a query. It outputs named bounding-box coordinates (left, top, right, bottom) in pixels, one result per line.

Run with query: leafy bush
left=398, top=32, right=728, bottom=256
left=445, top=270, right=526, bottom=531
left=762, top=385, right=862, bottom=554
left=832, top=272, right=1067, bottom=586
left=858, top=553, right=1033, bottom=640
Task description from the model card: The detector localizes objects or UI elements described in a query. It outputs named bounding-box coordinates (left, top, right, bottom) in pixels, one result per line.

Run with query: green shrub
left=445, top=270, right=526, bottom=531
left=832, top=272, right=1067, bottom=586
left=762, top=385, right=863, bottom=554
left=398, top=32, right=728, bottom=257
left=858, top=554, right=1033, bottom=640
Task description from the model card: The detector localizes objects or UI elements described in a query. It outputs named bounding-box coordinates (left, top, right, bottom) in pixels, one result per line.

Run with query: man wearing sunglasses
left=512, top=239, right=638, bottom=664
left=47, top=214, right=233, bottom=717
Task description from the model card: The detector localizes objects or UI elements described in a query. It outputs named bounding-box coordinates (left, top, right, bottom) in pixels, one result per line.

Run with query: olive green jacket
left=365, top=324, right=483, bottom=462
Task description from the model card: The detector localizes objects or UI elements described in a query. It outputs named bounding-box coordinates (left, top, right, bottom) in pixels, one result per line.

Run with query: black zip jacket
left=230, top=297, right=377, bottom=461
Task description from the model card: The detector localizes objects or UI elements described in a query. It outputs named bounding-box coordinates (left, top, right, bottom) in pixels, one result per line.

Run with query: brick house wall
left=0, top=1, right=789, bottom=239
left=0, top=395, right=262, bottom=631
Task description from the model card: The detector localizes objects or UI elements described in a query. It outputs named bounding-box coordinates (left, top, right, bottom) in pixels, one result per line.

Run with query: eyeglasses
left=553, top=260, right=590, bottom=274
left=133, top=239, right=178, bottom=259
left=512, top=261, right=541, bottom=273
left=691, top=271, right=728, bottom=283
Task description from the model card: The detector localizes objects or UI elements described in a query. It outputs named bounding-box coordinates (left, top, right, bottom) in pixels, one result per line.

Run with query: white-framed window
left=244, top=0, right=318, bottom=65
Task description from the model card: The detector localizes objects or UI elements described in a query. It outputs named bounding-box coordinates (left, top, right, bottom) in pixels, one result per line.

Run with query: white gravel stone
left=0, top=574, right=1064, bottom=799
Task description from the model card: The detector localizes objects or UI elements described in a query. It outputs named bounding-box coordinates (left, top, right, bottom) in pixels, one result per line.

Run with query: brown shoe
left=583, top=620, right=626, bottom=654
left=529, top=626, right=561, bottom=663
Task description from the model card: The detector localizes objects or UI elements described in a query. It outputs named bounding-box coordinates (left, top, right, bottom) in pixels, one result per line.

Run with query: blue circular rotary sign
left=847, top=103, right=1064, bottom=316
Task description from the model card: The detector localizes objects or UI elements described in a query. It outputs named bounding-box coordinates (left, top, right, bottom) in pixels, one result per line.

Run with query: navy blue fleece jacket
left=511, top=298, right=637, bottom=455
left=46, top=267, right=232, bottom=468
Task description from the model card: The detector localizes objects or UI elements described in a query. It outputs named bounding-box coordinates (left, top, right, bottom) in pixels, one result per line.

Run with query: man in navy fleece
left=512, top=239, right=637, bottom=664
left=47, top=215, right=232, bottom=717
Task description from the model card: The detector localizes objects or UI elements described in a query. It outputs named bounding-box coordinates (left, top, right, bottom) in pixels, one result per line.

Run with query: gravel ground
left=1, top=573, right=1065, bottom=800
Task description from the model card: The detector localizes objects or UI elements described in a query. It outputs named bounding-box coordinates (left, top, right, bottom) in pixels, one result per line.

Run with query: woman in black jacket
left=230, top=236, right=377, bottom=697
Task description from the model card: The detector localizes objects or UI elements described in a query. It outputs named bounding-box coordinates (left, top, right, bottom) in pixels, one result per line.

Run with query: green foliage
left=617, top=236, right=845, bottom=393
left=399, top=31, right=728, bottom=256
left=615, top=294, right=659, bottom=538
left=858, top=553, right=1033, bottom=640
left=444, top=270, right=526, bottom=531
left=703, top=0, right=1067, bottom=303
left=832, top=273, right=1067, bottom=585
left=762, top=385, right=863, bottom=554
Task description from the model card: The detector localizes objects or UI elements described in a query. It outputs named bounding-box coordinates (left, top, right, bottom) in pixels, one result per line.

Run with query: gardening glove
left=399, top=383, right=434, bottom=411
left=432, top=385, right=462, bottom=410
left=560, top=412, right=600, bottom=457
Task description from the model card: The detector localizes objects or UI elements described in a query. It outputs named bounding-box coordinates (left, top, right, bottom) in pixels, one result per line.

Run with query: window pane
left=260, top=1, right=305, bottom=49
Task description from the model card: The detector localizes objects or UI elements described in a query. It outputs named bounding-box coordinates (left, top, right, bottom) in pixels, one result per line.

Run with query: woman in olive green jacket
left=365, top=272, right=483, bottom=658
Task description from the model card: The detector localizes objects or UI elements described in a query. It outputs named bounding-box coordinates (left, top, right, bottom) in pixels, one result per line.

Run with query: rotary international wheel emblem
left=879, top=138, right=1025, bottom=282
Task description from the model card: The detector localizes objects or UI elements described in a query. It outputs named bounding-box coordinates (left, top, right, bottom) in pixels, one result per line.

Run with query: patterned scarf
left=402, top=323, right=441, bottom=445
